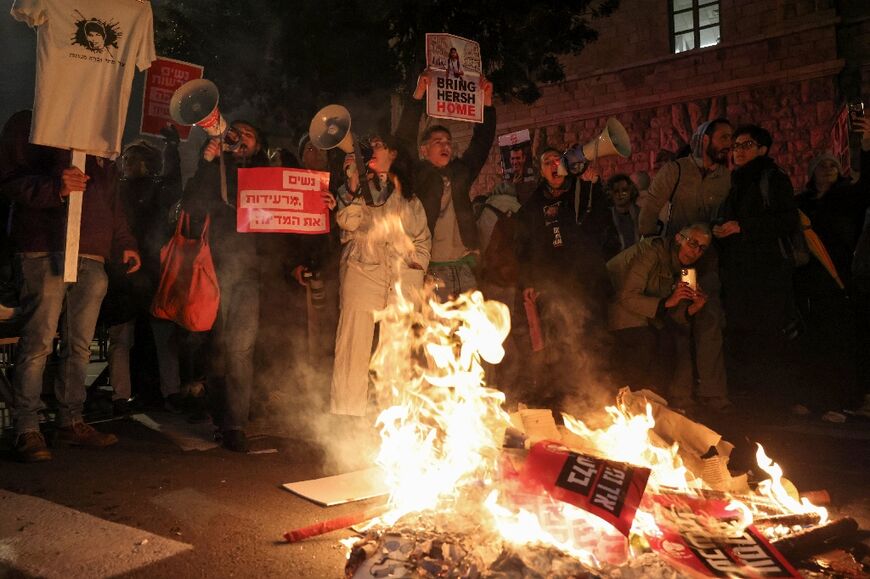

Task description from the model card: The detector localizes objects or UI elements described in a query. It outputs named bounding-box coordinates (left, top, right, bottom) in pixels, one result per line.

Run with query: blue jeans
left=428, top=262, right=477, bottom=302
left=13, top=254, right=108, bottom=435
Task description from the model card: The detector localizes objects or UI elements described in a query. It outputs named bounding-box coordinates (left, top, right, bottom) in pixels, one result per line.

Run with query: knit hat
left=807, top=151, right=842, bottom=179
left=690, top=120, right=713, bottom=159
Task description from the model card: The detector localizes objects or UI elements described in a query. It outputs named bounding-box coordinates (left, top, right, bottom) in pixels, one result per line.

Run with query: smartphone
left=848, top=101, right=865, bottom=131
left=680, top=268, right=697, bottom=290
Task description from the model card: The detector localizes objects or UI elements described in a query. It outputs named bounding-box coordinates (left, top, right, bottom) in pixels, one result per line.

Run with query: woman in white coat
left=330, top=134, right=431, bottom=416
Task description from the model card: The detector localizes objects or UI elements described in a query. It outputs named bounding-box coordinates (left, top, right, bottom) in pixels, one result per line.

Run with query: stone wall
left=412, top=0, right=866, bottom=197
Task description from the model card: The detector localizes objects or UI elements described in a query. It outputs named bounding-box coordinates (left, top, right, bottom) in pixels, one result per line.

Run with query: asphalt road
left=0, top=399, right=868, bottom=578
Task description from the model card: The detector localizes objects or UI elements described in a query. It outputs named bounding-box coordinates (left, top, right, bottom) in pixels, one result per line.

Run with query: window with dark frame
left=671, top=0, right=721, bottom=53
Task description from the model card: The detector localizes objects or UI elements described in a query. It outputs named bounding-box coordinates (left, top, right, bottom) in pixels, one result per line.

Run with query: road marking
left=0, top=490, right=191, bottom=578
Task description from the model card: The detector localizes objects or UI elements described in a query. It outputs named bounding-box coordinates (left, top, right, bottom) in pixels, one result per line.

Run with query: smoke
left=504, top=278, right=619, bottom=422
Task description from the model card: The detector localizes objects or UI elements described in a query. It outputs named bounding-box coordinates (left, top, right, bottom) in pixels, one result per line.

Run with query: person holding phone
left=607, top=223, right=712, bottom=412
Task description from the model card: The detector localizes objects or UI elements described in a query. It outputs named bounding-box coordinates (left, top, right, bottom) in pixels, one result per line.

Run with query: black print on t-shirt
left=71, top=10, right=122, bottom=59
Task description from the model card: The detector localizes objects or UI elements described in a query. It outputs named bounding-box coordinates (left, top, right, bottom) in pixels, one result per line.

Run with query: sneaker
left=56, top=421, right=118, bottom=447
left=15, top=431, right=52, bottom=462
left=164, top=393, right=186, bottom=414
left=221, top=429, right=249, bottom=453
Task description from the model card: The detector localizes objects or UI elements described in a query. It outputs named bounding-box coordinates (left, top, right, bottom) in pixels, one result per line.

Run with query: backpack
left=759, top=169, right=810, bottom=267
left=480, top=205, right=519, bottom=287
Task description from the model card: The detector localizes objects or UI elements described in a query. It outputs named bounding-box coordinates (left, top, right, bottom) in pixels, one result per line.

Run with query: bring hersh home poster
left=425, top=33, right=483, bottom=124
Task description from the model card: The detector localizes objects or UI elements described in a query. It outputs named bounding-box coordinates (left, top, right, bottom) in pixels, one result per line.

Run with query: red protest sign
left=237, top=167, right=330, bottom=235
left=642, top=494, right=799, bottom=578
left=520, top=441, right=651, bottom=536
left=140, top=57, right=204, bottom=140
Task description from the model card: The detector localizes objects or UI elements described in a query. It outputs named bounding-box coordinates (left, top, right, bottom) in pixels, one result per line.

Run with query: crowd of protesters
left=1, top=70, right=868, bottom=462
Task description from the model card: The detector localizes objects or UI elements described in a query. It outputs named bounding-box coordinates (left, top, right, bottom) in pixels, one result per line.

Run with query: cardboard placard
left=425, top=33, right=483, bottom=123
left=498, top=129, right=535, bottom=184
left=521, top=441, right=651, bottom=536
left=642, top=493, right=799, bottom=578
left=140, top=56, right=204, bottom=140
left=236, top=167, right=330, bottom=234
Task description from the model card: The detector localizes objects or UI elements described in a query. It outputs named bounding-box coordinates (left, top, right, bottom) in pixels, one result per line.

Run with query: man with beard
left=637, top=118, right=733, bottom=411
left=183, top=120, right=270, bottom=452
left=515, top=148, right=611, bottom=411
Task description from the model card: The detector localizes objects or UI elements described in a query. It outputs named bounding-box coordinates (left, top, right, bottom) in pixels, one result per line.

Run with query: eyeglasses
left=679, top=233, right=709, bottom=252
left=732, top=140, right=758, bottom=151
left=369, top=140, right=386, bottom=151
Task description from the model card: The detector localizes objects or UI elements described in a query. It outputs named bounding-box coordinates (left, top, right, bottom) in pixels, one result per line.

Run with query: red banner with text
left=140, top=57, right=204, bottom=140
left=236, top=167, right=330, bottom=234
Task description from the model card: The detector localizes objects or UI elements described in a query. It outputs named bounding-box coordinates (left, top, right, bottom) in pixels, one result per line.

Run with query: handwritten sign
left=425, top=33, right=483, bottom=124
left=140, top=57, right=204, bottom=140
left=237, top=167, right=330, bottom=234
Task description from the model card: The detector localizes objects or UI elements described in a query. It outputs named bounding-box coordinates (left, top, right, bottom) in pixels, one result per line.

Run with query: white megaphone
left=559, top=117, right=632, bottom=175
left=308, top=104, right=354, bottom=153
left=169, top=79, right=227, bottom=138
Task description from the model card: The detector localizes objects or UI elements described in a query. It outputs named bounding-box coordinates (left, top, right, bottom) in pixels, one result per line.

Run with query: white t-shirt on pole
left=11, top=0, right=156, bottom=159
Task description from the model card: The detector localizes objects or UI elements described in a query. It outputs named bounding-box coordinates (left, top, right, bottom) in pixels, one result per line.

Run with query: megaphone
left=559, top=117, right=632, bottom=175
left=169, top=79, right=226, bottom=138
left=308, top=104, right=354, bottom=153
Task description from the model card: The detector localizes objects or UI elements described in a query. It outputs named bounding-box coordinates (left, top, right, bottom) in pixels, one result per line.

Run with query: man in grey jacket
left=637, top=119, right=733, bottom=411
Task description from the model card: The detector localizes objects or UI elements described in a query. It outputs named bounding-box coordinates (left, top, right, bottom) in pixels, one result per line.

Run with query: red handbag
left=151, top=211, right=220, bottom=331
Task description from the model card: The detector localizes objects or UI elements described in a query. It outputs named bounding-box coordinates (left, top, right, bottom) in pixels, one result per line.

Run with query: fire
left=354, top=235, right=829, bottom=574
left=754, top=443, right=828, bottom=525
left=371, top=288, right=513, bottom=524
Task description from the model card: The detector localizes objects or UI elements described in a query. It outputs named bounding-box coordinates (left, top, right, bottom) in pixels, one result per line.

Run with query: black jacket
left=182, top=149, right=270, bottom=280
left=395, top=98, right=496, bottom=252
left=516, top=182, right=611, bottom=309
left=718, top=155, right=799, bottom=271
left=797, top=148, right=870, bottom=287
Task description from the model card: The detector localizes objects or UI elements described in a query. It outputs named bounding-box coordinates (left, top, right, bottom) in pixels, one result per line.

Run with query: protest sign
left=237, top=168, right=330, bottom=234
left=425, top=33, right=483, bottom=123
left=498, top=129, right=535, bottom=184
left=641, top=493, right=799, bottom=578
left=140, top=57, right=204, bottom=140
left=521, top=441, right=651, bottom=537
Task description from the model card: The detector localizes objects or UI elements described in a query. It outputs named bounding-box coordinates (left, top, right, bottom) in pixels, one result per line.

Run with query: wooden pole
left=63, top=150, right=86, bottom=283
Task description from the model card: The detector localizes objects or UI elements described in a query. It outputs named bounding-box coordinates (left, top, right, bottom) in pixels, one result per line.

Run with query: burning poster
left=498, top=129, right=535, bottom=184
left=237, top=167, right=330, bottom=234
left=641, top=493, right=800, bottom=578
left=425, top=33, right=483, bottom=123
left=140, top=56, right=204, bottom=140
left=520, top=441, right=651, bottom=536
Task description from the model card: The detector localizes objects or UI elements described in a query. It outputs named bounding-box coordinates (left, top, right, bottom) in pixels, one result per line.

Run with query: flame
left=754, top=443, right=828, bottom=524
left=355, top=218, right=829, bottom=571
left=562, top=403, right=693, bottom=491
left=371, top=287, right=513, bottom=524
